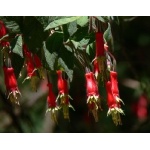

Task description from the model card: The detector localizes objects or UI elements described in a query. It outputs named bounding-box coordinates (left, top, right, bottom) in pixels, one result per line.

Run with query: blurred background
left=1, top=16, right=150, bottom=133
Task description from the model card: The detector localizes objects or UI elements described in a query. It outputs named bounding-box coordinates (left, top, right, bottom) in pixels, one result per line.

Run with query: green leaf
left=62, top=24, right=70, bottom=41
left=35, top=16, right=62, bottom=29
left=86, top=42, right=95, bottom=60
left=70, top=38, right=90, bottom=51
left=104, top=23, right=112, bottom=43
left=11, top=35, right=23, bottom=58
left=104, top=23, right=114, bottom=51
left=45, top=16, right=81, bottom=30
left=1, top=16, right=23, bottom=33
left=43, top=42, right=58, bottom=70
left=11, top=53, right=24, bottom=79
left=77, top=16, right=88, bottom=27
left=23, top=16, right=48, bottom=53
left=79, top=38, right=90, bottom=49
left=58, top=46, right=74, bottom=81
left=68, top=21, right=78, bottom=36
left=46, top=31, right=64, bottom=53
left=71, top=40, right=79, bottom=49
left=71, top=26, right=89, bottom=41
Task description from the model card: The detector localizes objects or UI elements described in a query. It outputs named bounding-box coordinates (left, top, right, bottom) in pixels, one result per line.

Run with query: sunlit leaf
left=11, top=35, right=23, bottom=58
left=45, top=16, right=81, bottom=30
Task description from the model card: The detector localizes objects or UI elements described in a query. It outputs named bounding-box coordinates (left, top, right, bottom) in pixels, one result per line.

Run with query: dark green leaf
left=35, top=16, right=62, bottom=29
left=77, top=16, right=88, bottom=27
left=104, top=23, right=114, bottom=51
left=86, top=42, right=95, bottom=60
left=11, top=53, right=24, bottom=79
left=45, top=16, right=81, bottom=30
left=104, top=23, right=112, bottom=43
left=23, top=16, right=47, bottom=53
left=62, top=24, right=70, bottom=41
left=58, top=46, right=74, bottom=81
left=72, top=26, right=89, bottom=41
left=43, top=42, right=58, bottom=70
left=46, top=31, right=63, bottom=53
left=1, top=16, right=24, bottom=34
left=11, top=35, right=23, bottom=58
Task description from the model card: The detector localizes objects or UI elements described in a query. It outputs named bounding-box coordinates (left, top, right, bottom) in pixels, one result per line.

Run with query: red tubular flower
left=56, top=70, right=74, bottom=120
left=0, top=20, right=10, bottom=47
left=23, top=44, right=39, bottom=91
left=33, top=54, right=45, bottom=79
left=93, top=59, right=100, bottom=80
left=106, top=81, right=124, bottom=125
left=95, top=32, right=105, bottom=57
left=3, top=66, right=21, bottom=105
left=93, top=32, right=106, bottom=81
left=85, top=72, right=101, bottom=122
left=46, top=83, right=59, bottom=123
left=110, top=71, right=124, bottom=104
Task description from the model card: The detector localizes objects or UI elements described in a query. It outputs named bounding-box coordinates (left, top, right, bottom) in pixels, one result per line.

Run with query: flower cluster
left=56, top=70, right=74, bottom=120
left=85, top=72, right=101, bottom=122
left=0, top=18, right=125, bottom=126
left=85, top=31, right=125, bottom=125
left=23, top=44, right=44, bottom=91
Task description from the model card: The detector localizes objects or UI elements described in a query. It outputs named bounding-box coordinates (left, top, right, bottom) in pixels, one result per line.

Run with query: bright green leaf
left=45, top=16, right=81, bottom=30
left=68, top=21, right=78, bottom=36
left=77, top=16, right=88, bottom=27
left=71, top=40, right=79, bottom=49
left=11, top=35, right=23, bottom=58
left=43, top=42, right=58, bottom=70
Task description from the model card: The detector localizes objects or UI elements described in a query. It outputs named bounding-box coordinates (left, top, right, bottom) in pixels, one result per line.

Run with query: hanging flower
left=33, top=54, right=45, bottom=79
left=46, top=82, right=59, bottom=123
left=85, top=71, right=101, bottom=122
left=110, top=71, right=124, bottom=104
left=93, top=32, right=106, bottom=81
left=23, top=44, right=39, bottom=91
left=0, top=20, right=10, bottom=47
left=3, top=66, right=21, bottom=105
left=56, top=70, right=74, bottom=120
left=106, top=81, right=124, bottom=125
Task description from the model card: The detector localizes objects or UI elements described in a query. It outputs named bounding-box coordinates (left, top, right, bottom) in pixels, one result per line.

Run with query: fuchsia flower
left=106, top=81, right=124, bottom=125
left=56, top=70, right=74, bottom=120
left=46, top=82, right=59, bottom=123
left=85, top=71, right=101, bottom=122
left=110, top=71, right=124, bottom=104
left=0, top=20, right=9, bottom=47
left=33, top=54, right=45, bottom=79
left=93, top=32, right=106, bottom=81
left=95, top=32, right=105, bottom=57
left=3, top=66, right=21, bottom=105
left=23, top=44, right=40, bottom=91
